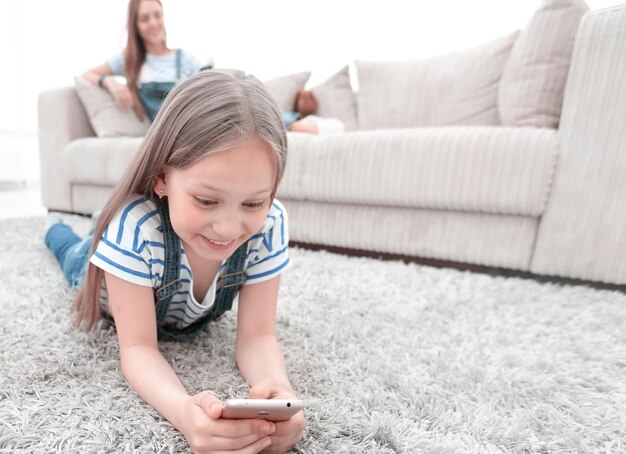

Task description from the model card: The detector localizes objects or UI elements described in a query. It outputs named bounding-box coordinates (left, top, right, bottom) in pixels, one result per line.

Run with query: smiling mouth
left=202, top=236, right=237, bottom=250
left=208, top=239, right=232, bottom=246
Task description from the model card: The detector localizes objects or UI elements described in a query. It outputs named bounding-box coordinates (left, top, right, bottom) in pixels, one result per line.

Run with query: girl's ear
left=153, top=173, right=167, bottom=198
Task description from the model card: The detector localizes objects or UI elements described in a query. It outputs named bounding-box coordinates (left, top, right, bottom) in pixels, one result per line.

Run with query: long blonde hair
left=73, top=69, right=288, bottom=331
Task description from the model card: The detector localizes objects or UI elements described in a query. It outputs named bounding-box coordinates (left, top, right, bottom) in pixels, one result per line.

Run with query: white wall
left=0, top=0, right=622, bottom=180
left=2, top=0, right=623, bottom=132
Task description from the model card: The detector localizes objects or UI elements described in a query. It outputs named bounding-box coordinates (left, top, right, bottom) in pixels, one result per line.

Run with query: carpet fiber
left=1, top=216, right=625, bottom=453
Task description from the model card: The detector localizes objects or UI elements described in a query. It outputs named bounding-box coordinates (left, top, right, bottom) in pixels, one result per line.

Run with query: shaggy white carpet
left=0, top=216, right=625, bottom=454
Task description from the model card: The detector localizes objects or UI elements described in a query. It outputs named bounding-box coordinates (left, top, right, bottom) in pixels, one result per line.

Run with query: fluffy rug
left=0, top=216, right=625, bottom=453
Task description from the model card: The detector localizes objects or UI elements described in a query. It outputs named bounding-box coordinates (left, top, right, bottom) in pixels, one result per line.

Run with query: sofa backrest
left=354, top=0, right=589, bottom=131
left=498, top=0, right=589, bottom=128
left=355, top=32, right=519, bottom=130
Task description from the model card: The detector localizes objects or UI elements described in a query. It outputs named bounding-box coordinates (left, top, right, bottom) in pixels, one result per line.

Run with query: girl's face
left=296, top=91, right=317, bottom=117
left=156, top=137, right=277, bottom=264
left=136, top=0, right=165, bottom=47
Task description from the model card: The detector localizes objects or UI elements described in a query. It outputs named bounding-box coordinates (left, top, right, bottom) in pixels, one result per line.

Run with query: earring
left=158, top=190, right=165, bottom=199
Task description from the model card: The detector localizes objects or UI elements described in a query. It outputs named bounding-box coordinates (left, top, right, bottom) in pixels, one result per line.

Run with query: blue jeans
left=45, top=224, right=93, bottom=289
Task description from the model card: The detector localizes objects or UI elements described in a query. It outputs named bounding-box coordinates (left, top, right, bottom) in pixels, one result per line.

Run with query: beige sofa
left=38, top=3, right=626, bottom=285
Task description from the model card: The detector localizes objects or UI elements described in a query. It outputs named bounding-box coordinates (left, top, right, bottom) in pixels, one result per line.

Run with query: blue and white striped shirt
left=90, top=194, right=290, bottom=329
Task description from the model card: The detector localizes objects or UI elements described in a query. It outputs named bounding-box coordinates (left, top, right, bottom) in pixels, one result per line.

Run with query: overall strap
left=208, top=242, right=249, bottom=318
left=175, top=49, right=181, bottom=81
left=154, top=199, right=182, bottom=324
left=154, top=198, right=250, bottom=340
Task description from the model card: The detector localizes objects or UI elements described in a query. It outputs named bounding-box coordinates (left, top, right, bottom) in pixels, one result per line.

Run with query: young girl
left=82, top=0, right=204, bottom=121
left=44, top=69, right=304, bottom=453
left=282, top=90, right=345, bottom=135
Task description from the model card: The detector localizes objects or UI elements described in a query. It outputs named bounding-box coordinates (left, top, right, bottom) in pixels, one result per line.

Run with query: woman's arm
left=81, top=63, right=133, bottom=109
left=82, top=63, right=113, bottom=87
left=105, top=272, right=273, bottom=452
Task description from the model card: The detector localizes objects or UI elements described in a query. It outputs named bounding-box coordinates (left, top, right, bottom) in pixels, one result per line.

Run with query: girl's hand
left=248, top=380, right=306, bottom=453
left=288, top=121, right=318, bottom=134
left=178, top=391, right=275, bottom=453
left=107, top=82, right=134, bottom=109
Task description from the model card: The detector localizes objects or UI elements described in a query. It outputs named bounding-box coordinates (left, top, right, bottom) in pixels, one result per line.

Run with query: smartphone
left=221, top=399, right=304, bottom=421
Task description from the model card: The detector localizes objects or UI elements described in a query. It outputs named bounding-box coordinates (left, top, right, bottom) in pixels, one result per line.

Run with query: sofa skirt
left=282, top=199, right=538, bottom=271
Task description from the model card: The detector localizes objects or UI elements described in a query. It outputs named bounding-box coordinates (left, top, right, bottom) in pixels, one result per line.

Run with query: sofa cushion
left=498, top=0, right=589, bottom=128
left=279, top=127, right=559, bottom=216
left=355, top=32, right=519, bottom=130
left=74, top=77, right=151, bottom=138
left=263, top=71, right=311, bottom=112
left=310, top=66, right=358, bottom=131
left=64, top=137, right=143, bottom=185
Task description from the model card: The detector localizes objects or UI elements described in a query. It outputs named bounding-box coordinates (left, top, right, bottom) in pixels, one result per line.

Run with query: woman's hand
left=248, top=380, right=306, bottom=453
left=106, top=81, right=134, bottom=109
left=178, top=391, right=275, bottom=453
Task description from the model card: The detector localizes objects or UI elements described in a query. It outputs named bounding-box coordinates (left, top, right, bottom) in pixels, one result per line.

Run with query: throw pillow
left=310, top=66, right=358, bottom=131
left=263, top=72, right=311, bottom=112
left=73, top=77, right=150, bottom=138
left=498, top=0, right=589, bottom=128
left=356, top=31, right=519, bottom=130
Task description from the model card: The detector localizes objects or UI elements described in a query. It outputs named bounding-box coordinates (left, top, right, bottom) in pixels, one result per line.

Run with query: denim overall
left=138, top=49, right=181, bottom=122
left=154, top=199, right=249, bottom=340
left=45, top=199, right=249, bottom=340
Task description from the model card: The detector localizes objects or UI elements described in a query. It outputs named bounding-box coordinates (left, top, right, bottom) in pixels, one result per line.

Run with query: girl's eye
left=195, top=198, right=217, bottom=206
left=243, top=201, right=265, bottom=209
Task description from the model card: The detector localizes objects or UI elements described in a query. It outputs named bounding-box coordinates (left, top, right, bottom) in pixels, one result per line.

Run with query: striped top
left=90, top=195, right=290, bottom=329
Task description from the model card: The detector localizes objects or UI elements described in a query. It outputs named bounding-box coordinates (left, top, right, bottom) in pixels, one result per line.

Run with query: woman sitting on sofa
left=82, top=0, right=204, bottom=121
left=282, top=90, right=345, bottom=135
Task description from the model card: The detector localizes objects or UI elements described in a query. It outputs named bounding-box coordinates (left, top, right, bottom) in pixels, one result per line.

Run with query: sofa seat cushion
left=279, top=127, right=559, bottom=216
left=64, top=137, right=143, bottom=185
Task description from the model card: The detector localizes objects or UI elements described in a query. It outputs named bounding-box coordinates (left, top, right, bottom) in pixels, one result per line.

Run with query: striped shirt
left=90, top=195, right=290, bottom=329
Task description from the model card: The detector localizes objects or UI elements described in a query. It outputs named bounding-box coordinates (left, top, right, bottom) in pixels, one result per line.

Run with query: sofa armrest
left=38, top=87, right=95, bottom=211
left=531, top=5, right=626, bottom=284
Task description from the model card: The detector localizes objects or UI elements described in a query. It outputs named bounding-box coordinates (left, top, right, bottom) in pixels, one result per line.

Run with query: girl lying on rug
left=44, top=69, right=304, bottom=454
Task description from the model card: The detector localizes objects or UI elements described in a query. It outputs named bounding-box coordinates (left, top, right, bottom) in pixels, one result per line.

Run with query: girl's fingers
left=193, top=419, right=274, bottom=452
left=207, top=432, right=272, bottom=452
left=191, top=435, right=271, bottom=454
left=192, top=391, right=223, bottom=419
left=248, top=386, right=272, bottom=399
left=211, top=418, right=276, bottom=439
